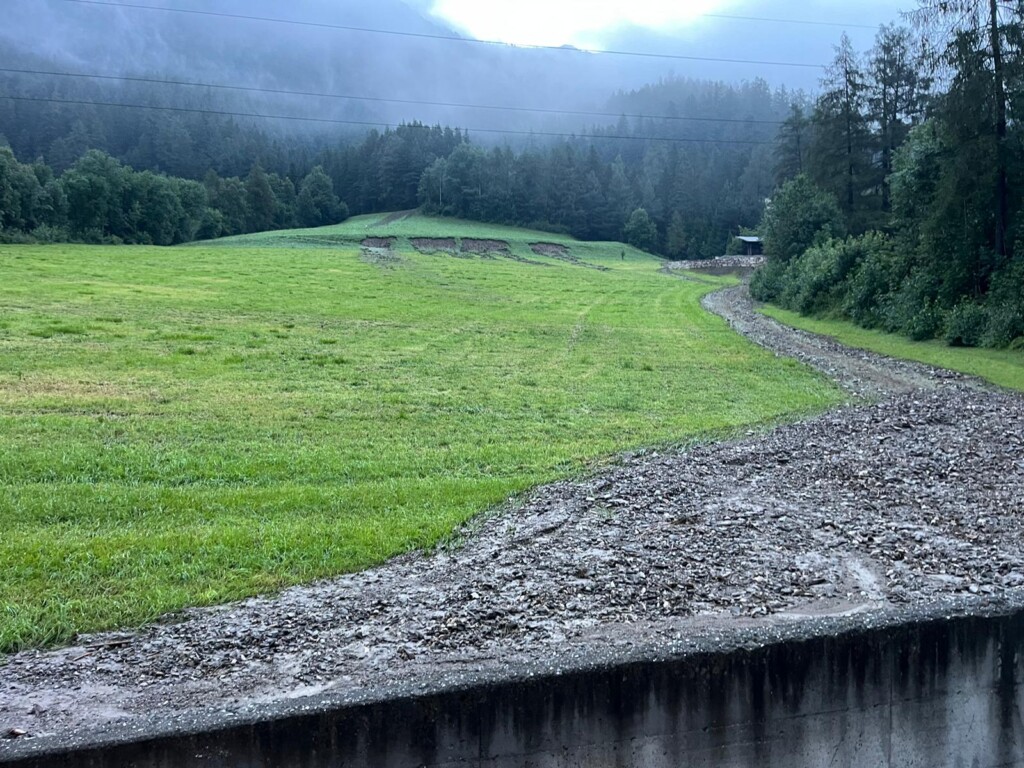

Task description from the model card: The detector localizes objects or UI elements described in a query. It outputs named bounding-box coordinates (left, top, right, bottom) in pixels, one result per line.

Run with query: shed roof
left=736, top=236, right=762, bottom=243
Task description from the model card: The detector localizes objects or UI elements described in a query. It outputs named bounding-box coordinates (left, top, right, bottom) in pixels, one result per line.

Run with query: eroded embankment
left=2, top=283, right=1023, bottom=762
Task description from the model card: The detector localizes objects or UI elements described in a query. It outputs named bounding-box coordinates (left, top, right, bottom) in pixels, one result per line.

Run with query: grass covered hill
left=0, top=214, right=841, bottom=651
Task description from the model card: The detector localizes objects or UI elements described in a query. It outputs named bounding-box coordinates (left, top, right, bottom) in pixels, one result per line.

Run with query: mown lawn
left=0, top=220, right=841, bottom=651
left=760, top=305, right=1024, bottom=392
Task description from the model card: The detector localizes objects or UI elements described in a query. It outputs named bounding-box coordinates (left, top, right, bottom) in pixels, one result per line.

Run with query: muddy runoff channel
left=3, top=284, right=1024, bottom=766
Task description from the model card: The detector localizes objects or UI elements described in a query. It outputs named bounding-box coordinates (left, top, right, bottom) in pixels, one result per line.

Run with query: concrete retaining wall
left=5, top=609, right=1023, bottom=767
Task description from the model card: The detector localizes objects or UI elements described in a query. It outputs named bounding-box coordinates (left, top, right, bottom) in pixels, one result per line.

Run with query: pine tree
left=866, top=25, right=929, bottom=213
left=244, top=164, right=276, bottom=233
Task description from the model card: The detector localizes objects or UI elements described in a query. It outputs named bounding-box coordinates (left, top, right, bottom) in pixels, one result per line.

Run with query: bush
left=760, top=233, right=892, bottom=318
left=879, top=269, right=942, bottom=340
left=841, top=234, right=902, bottom=327
left=750, top=259, right=788, bottom=302
left=0, top=229, right=37, bottom=244
left=778, top=236, right=873, bottom=315
left=981, top=304, right=1024, bottom=348
left=944, top=302, right=988, bottom=347
left=981, top=260, right=1024, bottom=347
left=30, top=224, right=69, bottom=243
left=778, top=241, right=838, bottom=314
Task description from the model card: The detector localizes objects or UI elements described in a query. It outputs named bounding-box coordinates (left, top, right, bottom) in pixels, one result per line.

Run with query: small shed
left=735, top=236, right=763, bottom=257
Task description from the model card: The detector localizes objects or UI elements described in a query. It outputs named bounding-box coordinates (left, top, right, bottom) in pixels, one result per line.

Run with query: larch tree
left=910, top=0, right=1021, bottom=259
left=866, top=25, right=930, bottom=213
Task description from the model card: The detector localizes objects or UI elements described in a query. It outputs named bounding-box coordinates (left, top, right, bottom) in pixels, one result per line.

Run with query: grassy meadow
left=0, top=214, right=842, bottom=651
left=761, top=305, right=1024, bottom=392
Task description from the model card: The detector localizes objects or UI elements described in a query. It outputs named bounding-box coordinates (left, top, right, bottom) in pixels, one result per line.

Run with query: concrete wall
left=6, top=609, right=1024, bottom=767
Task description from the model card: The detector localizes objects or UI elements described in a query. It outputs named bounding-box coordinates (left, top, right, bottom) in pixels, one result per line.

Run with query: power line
left=56, top=0, right=828, bottom=69
left=702, top=12, right=876, bottom=30
left=0, top=94, right=777, bottom=146
left=0, top=67, right=786, bottom=127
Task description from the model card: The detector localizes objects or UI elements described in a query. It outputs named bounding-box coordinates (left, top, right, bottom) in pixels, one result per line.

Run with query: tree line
left=0, top=145, right=350, bottom=245
left=1, top=73, right=793, bottom=257
left=754, top=4, right=1024, bottom=350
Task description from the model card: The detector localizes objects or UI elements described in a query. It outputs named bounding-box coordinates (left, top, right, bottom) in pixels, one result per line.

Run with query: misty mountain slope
left=3, top=0, right=643, bottom=133
left=2, top=0, right=900, bottom=137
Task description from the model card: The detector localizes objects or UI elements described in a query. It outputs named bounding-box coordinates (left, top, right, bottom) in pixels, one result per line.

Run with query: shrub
left=841, top=234, right=901, bottom=327
left=764, top=233, right=892, bottom=317
left=750, top=259, right=788, bottom=302
left=880, top=269, right=942, bottom=340
left=981, top=304, right=1024, bottom=348
left=981, top=260, right=1024, bottom=347
left=944, top=302, right=988, bottom=347
left=30, top=224, right=69, bottom=243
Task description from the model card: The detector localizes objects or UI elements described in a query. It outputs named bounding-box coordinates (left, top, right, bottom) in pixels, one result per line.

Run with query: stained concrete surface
left=3, top=604, right=1022, bottom=767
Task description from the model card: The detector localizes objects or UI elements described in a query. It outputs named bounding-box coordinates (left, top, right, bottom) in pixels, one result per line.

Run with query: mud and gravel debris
left=460, top=239, right=511, bottom=256
left=2, top=282, right=1022, bottom=744
left=411, top=237, right=547, bottom=265
left=359, top=237, right=402, bottom=268
left=665, top=256, right=766, bottom=271
left=409, top=237, right=457, bottom=254
left=701, top=284, right=963, bottom=400
left=529, top=242, right=571, bottom=258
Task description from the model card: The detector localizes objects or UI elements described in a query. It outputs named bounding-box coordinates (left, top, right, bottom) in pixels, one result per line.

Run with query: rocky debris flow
left=665, top=256, right=766, bottom=271
left=2, top=284, right=1023, bottom=742
left=701, top=284, right=964, bottom=399
left=460, top=238, right=512, bottom=256
left=359, top=237, right=403, bottom=268
left=409, top=237, right=457, bottom=254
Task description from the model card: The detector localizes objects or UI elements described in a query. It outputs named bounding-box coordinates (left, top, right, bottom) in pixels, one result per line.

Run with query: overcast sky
left=421, top=0, right=908, bottom=50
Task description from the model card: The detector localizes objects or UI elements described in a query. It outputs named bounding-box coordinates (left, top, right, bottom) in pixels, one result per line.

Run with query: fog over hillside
left=2, top=0, right=905, bottom=139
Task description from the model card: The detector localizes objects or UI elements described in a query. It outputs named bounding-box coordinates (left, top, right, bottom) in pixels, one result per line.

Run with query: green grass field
left=0, top=214, right=842, bottom=651
left=206, top=211, right=579, bottom=247
left=761, top=305, right=1024, bottom=392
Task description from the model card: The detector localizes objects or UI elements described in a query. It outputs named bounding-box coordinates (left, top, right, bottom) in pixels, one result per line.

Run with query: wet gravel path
left=3, top=282, right=1024, bottom=748
left=701, top=284, right=961, bottom=399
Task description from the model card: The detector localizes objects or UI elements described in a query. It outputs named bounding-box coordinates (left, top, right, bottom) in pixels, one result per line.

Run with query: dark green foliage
left=841, top=235, right=903, bottom=327
left=878, top=270, right=943, bottom=340
left=623, top=208, right=658, bottom=252
left=774, top=106, right=810, bottom=185
left=0, top=145, right=47, bottom=232
left=244, top=164, right=276, bottom=234
left=760, top=7, right=1024, bottom=349
left=749, top=259, right=789, bottom=303
left=982, top=261, right=1024, bottom=347
left=761, top=175, right=844, bottom=264
left=666, top=212, right=688, bottom=259
left=945, top=301, right=989, bottom=346
left=808, top=35, right=877, bottom=231
left=61, top=149, right=128, bottom=240
left=779, top=236, right=879, bottom=315
left=297, top=166, right=344, bottom=228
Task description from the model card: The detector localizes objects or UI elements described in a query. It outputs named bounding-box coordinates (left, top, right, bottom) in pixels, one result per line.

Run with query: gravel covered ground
left=3, top=283, right=1023, bottom=749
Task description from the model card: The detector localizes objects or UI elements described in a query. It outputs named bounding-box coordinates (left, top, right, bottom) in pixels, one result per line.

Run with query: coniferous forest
left=0, top=72, right=788, bottom=257
left=754, top=4, right=1024, bottom=349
